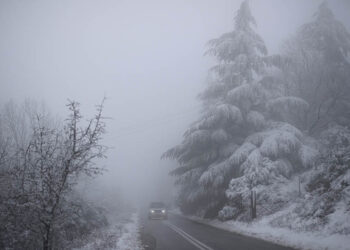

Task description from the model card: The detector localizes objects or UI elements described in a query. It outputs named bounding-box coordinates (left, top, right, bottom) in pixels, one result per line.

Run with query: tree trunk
left=250, top=190, right=256, bottom=219
left=43, top=224, right=51, bottom=250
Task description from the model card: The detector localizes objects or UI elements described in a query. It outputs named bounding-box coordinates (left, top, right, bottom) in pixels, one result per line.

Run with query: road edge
left=169, top=211, right=300, bottom=250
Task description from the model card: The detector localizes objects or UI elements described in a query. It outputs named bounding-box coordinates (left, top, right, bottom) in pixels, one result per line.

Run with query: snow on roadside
left=172, top=209, right=350, bottom=250
left=115, top=213, right=144, bottom=250
left=74, top=212, right=144, bottom=250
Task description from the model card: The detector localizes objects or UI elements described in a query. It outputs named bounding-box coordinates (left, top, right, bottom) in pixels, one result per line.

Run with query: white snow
left=173, top=209, right=350, bottom=250
left=115, top=213, right=144, bottom=250
left=74, top=213, right=143, bottom=250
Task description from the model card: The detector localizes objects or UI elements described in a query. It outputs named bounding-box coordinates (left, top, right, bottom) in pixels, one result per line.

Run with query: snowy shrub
left=269, top=124, right=350, bottom=233
left=53, top=196, right=108, bottom=249
left=226, top=176, right=251, bottom=201
left=224, top=120, right=317, bottom=219
left=244, top=160, right=273, bottom=188
left=218, top=206, right=242, bottom=221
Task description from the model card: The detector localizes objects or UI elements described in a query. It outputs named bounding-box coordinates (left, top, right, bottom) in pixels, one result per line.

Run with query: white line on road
left=166, top=224, right=207, bottom=250
left=164, top=221, right=214, bottom=250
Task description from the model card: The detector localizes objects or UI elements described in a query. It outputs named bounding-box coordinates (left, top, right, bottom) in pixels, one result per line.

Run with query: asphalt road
left=140, top=212, right=295, bottom=250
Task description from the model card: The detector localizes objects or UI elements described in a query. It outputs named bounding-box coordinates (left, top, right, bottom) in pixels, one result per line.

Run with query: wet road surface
left=140, top=212, right=295, bottom=250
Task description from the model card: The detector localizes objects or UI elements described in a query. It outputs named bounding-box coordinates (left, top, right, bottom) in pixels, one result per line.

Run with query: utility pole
left=251, top=190, right=256, bottom=219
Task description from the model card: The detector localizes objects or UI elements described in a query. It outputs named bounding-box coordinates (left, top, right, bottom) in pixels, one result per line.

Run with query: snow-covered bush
left=223, top=120, right=318, bottom=220
left=269, top=125, right=350, bottom=233
left=219, top=206, right=242, bottom=221
left=52, top=195, right=108, bottom=249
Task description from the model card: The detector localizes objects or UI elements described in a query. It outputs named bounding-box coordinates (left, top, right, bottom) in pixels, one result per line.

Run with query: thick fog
left=1, top=0, right=349, bottom=208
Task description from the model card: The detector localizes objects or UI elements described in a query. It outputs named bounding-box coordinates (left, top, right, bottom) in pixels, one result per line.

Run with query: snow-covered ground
left=173, top=209, right=350, bottom=250
left=74, top=212, right=144, bottom=250
left=115, top=213, right=144, bottom=250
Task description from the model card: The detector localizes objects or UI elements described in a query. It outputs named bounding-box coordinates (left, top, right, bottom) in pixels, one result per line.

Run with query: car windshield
left=150, top=202, right=165, bottom=208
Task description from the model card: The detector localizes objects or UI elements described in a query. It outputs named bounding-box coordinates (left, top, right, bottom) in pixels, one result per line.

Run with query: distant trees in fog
left=163, top=0, right=350, bottom=220
left=280, top=2, right=350, bottom=134
left=0, top=100, right=108, bottom=249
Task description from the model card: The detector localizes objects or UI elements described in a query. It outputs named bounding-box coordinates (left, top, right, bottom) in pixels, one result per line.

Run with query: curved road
left=140, top=213, right=295, bottom=250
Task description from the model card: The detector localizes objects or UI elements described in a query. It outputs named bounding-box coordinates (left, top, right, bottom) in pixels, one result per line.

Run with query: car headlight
left=150, top=210, right=155, bottom=213
left=162, top=210, right=166, bottom=213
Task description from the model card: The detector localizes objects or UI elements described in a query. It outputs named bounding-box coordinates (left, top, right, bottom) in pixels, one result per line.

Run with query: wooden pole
left=251, top=190, right=256, bottom=219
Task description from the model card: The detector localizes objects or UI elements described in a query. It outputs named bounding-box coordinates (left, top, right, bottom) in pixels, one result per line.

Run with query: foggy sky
left=1, top=0, right=349, bottom=206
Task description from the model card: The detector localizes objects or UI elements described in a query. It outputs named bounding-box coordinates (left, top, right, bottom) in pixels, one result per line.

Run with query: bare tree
left=0, top=99, right=107, bottom=250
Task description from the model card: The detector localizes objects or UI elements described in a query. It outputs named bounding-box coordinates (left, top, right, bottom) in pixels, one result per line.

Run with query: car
left=148, top=202, right=168, bottom=220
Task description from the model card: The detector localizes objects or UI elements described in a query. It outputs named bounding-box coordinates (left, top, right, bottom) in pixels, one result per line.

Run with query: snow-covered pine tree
left=281, top=1, right=350, bottom=134
left=163, top=0, right=318, bottom=218
left=163, top=0, right=268, bottom=217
